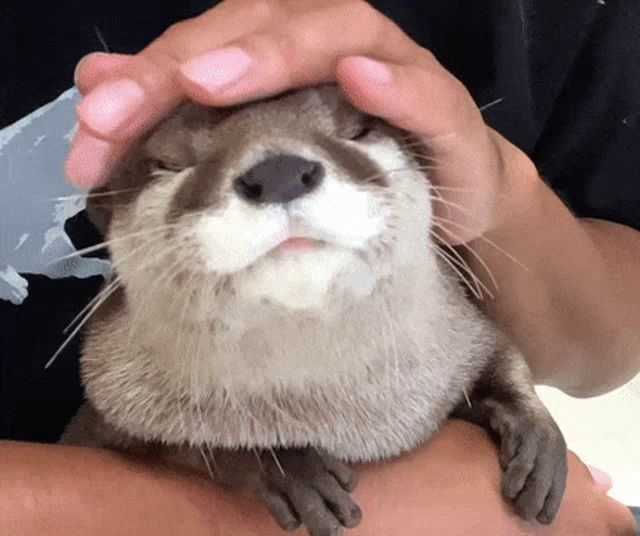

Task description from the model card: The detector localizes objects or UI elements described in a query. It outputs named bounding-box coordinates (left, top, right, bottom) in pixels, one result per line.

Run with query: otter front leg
left=452, top=347, right=568, bottom=525
left=211, top=447, right=362, bottom=536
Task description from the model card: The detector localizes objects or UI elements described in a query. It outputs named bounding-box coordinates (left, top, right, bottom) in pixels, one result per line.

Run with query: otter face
left=93, top=85, right=433, bottom=315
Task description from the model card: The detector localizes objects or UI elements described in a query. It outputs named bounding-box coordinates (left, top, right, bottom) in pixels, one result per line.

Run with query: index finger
left=66, top=0, right=272, bottom=186
left=76, top=0, right=270, bottom=141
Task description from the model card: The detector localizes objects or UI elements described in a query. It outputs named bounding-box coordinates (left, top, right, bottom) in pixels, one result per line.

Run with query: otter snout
left=233, top=154, right=325, bottom=204
left=104, top=86, right=434, bottom=312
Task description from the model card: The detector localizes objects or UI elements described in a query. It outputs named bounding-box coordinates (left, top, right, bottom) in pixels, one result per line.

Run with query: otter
left=60, top=85, right=567, bottom=536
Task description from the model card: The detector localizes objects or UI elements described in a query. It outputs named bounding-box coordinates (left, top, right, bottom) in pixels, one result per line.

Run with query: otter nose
left=233, top=154, right=324, bottom=204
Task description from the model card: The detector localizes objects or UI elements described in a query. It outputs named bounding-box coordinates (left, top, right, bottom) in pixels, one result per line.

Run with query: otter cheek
left=194, top=197, right=287, bottom=273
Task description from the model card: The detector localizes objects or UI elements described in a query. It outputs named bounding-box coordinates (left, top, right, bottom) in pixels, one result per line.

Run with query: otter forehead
left=104, top=86, right=404, bottom=226
left=147, top=86, right=367, bottom=161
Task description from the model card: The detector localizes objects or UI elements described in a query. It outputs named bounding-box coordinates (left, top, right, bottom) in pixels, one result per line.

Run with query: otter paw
left=499, top=418, right=568, bottom=525
left=258, top=448, right=362, bottom=536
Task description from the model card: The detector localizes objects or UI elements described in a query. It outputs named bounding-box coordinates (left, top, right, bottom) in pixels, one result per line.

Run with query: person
left=1, top=0, right=638, bottom=534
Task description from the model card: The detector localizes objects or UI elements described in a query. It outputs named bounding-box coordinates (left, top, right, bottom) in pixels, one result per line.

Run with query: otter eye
left=349, top=126, right=373, bottom=141
left=149, top=158, right=185, bottom=174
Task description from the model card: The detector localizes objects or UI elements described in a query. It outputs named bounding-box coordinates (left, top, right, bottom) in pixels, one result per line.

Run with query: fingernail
left=345, top=56, right=393, bottom=86
left=180, top=46, right=252, bottom=92
left=65, top=128, right=113, bottom=187
left=77, top=78, right=145, bottom=137
left=587, top=465, right=613, bottom=491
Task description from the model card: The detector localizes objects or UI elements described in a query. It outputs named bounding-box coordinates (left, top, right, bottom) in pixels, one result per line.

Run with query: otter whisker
left=479, top=97, right=505, bottom=113
left=269, top=448, right=285, bottom=477
left=127, top=245, right=192, bottom=344
left=430, top=239, right=486, bottom=299
left=206, top=443, right=220, bottom=476
left=199, top=445, right=216, bottom=481
left=47, top=187, right=144, bottom=202
left=360, top=164, right=439, bottom=184
left=47, top=237, right=176, bottom=369
left=427, top=195, right=474, bottom=219
left=403, top=152, right=443, bottom=166
left=379, top=296, right=400, bottom=389
left=44, top=279, right=122, bottom=369
left=51, top=224, right=183, bottom=263
left=253, top=448, right=266, bottom=474
left=431, top=222, right=499, bottom=298
left=428, top=186, right=454, bottom=220
left=62, top=237, right=165, bottom=335
left=188, top=292, right=220, bottom=476
left=462, top=386, right=473, bottom=408
left=430, top=229, right=492, bottom=299
left=173, top=253, right=203, bottom=361
left=430, top=185, right=476, bottom=193
left=63, top=276, right=121, bottom=335
left=431, top=245, right=483, bottom=300
left=432, top=216, right=529, bottom=272
left=93, top=24, right=110, bottom=52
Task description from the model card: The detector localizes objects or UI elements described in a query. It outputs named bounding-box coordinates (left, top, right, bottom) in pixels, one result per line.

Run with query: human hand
left=68, top=0, right=539, bottom=244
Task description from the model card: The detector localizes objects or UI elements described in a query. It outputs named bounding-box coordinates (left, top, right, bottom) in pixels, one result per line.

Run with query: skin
left=14, top=0, right=632, bottom=533
left=1, top=422, right=636, bottom=535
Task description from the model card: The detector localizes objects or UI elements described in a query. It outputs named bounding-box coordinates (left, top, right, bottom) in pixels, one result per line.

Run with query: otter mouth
left=271, top=236, right=327, bottom=254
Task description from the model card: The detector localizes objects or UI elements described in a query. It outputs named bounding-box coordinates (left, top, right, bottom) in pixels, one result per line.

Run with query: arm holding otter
left=0, top=423, right=634, bottom=535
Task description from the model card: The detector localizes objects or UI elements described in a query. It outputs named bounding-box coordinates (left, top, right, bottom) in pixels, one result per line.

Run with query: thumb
left=335, top=55, right=537, bottom=244
left=335, top=55, right=500, bottom=244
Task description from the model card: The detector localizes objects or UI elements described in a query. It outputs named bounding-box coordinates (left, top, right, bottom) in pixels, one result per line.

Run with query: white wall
left=536, top=373, right=640, bottom=506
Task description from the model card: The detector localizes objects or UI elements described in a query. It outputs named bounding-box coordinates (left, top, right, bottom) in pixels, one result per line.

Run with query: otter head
left=89, top=85, right=435, bottom=326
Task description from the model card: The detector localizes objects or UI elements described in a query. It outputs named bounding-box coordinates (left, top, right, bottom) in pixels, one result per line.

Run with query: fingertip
left=337, top=56, right=394, bottom=87
left=178, top=46, right=253, bottom=104
left=76, top=78, right=147, bottom=139
left=64, top=127, right=116, bottom=188
left=336, top=56, right=398, bottom=118
left=74, top=52, right=131, bottom=94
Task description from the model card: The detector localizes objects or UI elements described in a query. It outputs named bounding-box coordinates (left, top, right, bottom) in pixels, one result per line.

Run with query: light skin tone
left=8, top=0, right=639, bottom=534
left=1, top=422, right=636, bottom=535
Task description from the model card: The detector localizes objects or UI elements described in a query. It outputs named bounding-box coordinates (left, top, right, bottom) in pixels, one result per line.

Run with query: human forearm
left=468, top=162, right=640, bottom=396
left=0, top=441, right=231, bottom=536
left=1, top=427, right=634, bottom=536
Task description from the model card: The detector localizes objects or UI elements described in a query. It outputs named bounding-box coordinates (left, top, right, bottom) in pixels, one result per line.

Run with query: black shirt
left=1, top=0, right=639, bottom=442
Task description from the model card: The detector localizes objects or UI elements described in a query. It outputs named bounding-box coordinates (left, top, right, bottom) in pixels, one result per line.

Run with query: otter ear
left=84, top=186, right=113, bottom=236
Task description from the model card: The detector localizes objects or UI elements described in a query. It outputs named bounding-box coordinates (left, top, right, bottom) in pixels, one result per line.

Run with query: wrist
left=483, top=129, right=545, bottom=238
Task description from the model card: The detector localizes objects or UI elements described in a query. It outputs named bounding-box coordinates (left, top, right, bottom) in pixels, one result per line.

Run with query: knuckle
left=342, top=0, right=379, bottom=25
left=238, top=0, right=282, bottom=21
left=142, top=46, right=184, bottom=74
left=157, top=18, right=193, bottom=43
left=417, top=47, right=438, bottom=65
left=283, top=22, right=324, bottom=53
left=344, top=0, right=387, bottom=43
left=447, top=78, right=479, bottom=122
